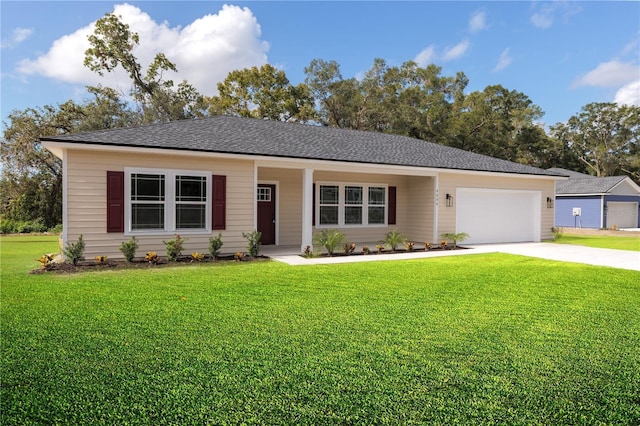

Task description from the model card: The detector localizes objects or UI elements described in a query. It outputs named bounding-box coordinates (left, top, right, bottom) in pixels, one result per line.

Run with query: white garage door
left=607, top=202, right=638, bottom=228
left=456, top=188, right=541, bottom=244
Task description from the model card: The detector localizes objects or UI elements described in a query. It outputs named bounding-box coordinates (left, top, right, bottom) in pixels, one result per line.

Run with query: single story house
left=41, top=115, right=565, bottom=259
left=550, top=168, right=640, bottom=229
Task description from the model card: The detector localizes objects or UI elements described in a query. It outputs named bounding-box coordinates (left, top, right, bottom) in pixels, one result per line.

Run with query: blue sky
left=1, top=1, right=639, bottom=128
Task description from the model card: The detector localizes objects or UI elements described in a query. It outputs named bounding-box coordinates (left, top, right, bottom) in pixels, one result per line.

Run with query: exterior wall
left=65, top=149, right=255, bottom=259
left=438, top=172, right=556, bottom=241
left=555, top=196, right=602, bottom=228
left=406, top=176, right=434, bottom=243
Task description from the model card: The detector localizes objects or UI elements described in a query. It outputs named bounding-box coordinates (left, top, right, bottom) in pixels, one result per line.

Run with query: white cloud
left=614, top=80, right=640, bottom=106
left=442, top=40, right=470, bottom=62
left=469, top=10, right=487, bottom=33
left=493, top=48, right=512, bottom=72
left=16, top=3, right=269, bottom=96
left=413, top=45, right=437, bottom=67
left=572, top=60, right=640, bottom=88
left=1, top=27, right=34, bottom=48
left=531, top=2, right=582, bottom=29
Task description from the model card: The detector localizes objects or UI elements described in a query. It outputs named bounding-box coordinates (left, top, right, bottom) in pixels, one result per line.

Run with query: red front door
left=257, top=184, right=276, bottom=245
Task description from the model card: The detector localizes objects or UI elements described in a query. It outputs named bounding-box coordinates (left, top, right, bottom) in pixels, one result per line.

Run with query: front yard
left=1, top=236, right=639, bottom=424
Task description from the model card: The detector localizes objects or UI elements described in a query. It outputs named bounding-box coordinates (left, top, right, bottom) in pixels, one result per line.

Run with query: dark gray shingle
left=42, top=115, right=562, bottom=177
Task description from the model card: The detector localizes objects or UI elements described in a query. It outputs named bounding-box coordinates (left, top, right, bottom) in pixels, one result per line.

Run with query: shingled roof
left=555, top=175, right=630, bottom=195
left=41, top=115, right=562, bottom=177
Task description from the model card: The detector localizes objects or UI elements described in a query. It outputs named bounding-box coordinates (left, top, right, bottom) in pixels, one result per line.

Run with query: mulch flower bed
left=306, top=246, right=469, bottom=258
left=30, top=254, right=269, bottom=274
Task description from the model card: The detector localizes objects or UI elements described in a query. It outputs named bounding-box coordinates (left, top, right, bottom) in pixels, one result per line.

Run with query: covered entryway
left=456, top=188, right=540, bottom=244
left=606, top=202, right=638, bottom=228
left=257, top=184, right=276, bottom=245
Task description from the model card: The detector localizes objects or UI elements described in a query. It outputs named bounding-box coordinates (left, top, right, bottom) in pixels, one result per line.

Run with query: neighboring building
left=550, top=168, right=640, bottom=229
left=41, top=115, right=565, bottom=259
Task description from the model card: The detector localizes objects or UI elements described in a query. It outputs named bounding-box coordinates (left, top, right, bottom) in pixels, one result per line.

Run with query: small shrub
left=191, top=252, right=205, bottom=262
left=302, top=246, right=313, bottom=258
left=242, top=230, right=262, bottom=257
left=145, top=251, right=159, bottom=265
left=209, top=233, right=224, bottom=259
left=440, top=240, right=448, bottom=250
left=551, top=227, right=564, bottom=241
left=119, top=236, right=139, bottom=262
left=362, top=246, right=371, bottom=255
left=383, top=230, right=406, bottom=251
left=376, top=244, right=385, bottom=254
left=48, top=224, right=63, bottom=234
left=36, top=253, right=56, bottom=269
left=63, top=234, right=85, bottom=265
left=425, top=242, right=432, bottom=251
left=164, top=234, right=186, bottom=261
left=313, top=229, right=346, bottom=256
left=343, top=242, right=356, bottom=255
left=440, top=232, right=470, bottom=248
left=234, top=252, right=245, bottom=261
left=405, top=241, right=415, bottom=251
left=94, top=255, right=108, bottom=264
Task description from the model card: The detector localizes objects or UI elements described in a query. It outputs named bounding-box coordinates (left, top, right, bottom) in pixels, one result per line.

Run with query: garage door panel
left=607, top=202, right=638, bottom=228
left=456, top=189, right=540, bottom=244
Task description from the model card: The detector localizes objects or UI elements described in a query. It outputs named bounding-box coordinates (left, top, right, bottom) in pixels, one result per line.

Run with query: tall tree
left=446, top=85, right=544, bottom=161
left=1, top=90, right=138, bottom=227
left=84, top=12, right=205, bottom=123
left=550, top=102, right=640, bottom=181
left=207, top=64, right=314, bottom=122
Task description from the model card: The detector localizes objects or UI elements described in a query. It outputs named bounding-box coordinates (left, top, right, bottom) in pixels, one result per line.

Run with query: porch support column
left=301, top=168, right=314, bottom=252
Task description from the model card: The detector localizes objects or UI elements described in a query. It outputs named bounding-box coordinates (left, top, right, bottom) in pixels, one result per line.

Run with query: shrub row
left=0, top=218, right=61, bottom=234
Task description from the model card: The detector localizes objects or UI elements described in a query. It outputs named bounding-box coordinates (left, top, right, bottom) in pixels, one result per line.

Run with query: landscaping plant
left=242, top=230, right=262, bottom=257
left=440, top=232, right=470, bottom=248
left=163, top=234, right=185, bottom=261
left=63, top=234, right=85, bottom=265
left=208, top=233, right=224, bottom=259
left=383, top=229, right=406, bottom=251
left=313, top=229, right=346, bottom=256
left=119, top=236, right=139, bottom=262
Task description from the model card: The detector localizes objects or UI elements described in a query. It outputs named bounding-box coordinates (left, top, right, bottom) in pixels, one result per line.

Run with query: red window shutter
left=106, top=171, right=125, bottom=233
left=212, top=175, right=226, bottom=230
left=388, top=186, right=397, bottom=225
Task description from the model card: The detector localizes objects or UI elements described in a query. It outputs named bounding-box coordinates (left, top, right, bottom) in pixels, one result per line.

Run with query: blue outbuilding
left=550, top=168, right=640, bottom=229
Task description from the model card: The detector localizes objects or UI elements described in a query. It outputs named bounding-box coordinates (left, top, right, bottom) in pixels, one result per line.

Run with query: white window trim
left=316, top=181, right=388, bottom=228
left=124, top=167, right=212, bottom=236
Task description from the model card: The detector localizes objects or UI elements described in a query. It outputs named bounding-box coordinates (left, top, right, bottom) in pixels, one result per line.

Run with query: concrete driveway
left=471, top=243, right=640, bottom=272
left=268, top=242, right=640, bottom=271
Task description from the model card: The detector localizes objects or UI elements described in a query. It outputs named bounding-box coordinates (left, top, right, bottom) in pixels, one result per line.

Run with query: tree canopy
left=2, top=22, right=639, bottom=231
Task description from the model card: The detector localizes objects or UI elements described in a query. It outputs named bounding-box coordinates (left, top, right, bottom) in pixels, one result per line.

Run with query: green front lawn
left=2, top=236, right=639, bottom=424
left=555, top=234, right=640, bottom=251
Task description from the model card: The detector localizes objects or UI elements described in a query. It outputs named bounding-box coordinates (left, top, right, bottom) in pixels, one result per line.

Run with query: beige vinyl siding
left=437, top=172, right=556, bottom=241
left=65, top=149, right=255, bottom=259
left=406, top=176, right=435, bottom=243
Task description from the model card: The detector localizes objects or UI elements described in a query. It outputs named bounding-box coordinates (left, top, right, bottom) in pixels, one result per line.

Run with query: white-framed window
left=317, top=182, right=388, bottom=227
left=125, top=168, right=211, bottom=235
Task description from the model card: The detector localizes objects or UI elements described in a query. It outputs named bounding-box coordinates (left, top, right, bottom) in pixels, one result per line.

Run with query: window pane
left=132, top=204, right=164, bottom=230
left=319, top=206, right=338, bottom=225
left=176, top=176, right=206, bottom=202
left=257, top=187, right=271, bottom=202
left=369, top=187, right=385, bottom=205
left=132, top=174, right=165, bottom=201
left=345, top=186, right=363, bottom=204
left=368, top=206, right=385, bottom=224
left=345, top=206, right=362, bottom=224
left=176, top=205, right=206, bottom=229
left=320, top=185, right=339, bottom=204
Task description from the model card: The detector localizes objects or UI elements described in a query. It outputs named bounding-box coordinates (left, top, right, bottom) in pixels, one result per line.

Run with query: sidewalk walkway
left=264, top=243, right=640, bottom=271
